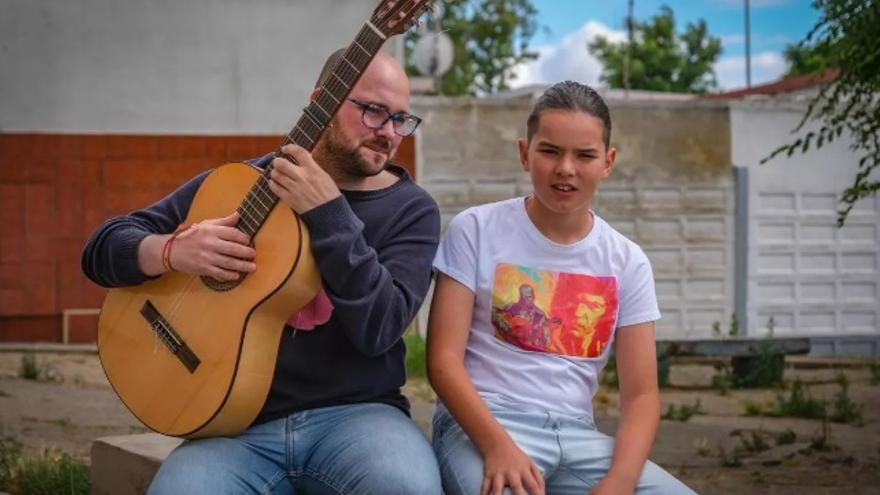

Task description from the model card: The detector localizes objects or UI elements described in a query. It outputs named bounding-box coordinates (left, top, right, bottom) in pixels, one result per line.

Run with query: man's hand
left=268, top=144, right=342, bottom=214
left=169, top=212, right=256, bottom=281
left=481, top=437, right=545, bottom=495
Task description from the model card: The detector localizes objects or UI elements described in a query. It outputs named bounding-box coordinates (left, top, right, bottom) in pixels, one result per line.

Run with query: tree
left=762, top=0, right=879, bottom=225
left=404, top=0, right=539, bottom=95
left=782, top=40, right=834, bottom=77
left=588, top=5, right=722, bottom=94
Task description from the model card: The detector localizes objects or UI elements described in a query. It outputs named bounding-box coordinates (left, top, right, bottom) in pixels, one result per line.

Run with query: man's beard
left=317, top=124, right=394, bottom=182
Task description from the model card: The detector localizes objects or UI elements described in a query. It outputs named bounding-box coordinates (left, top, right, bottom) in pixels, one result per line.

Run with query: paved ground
left=1, top=347, right=878, bottom=494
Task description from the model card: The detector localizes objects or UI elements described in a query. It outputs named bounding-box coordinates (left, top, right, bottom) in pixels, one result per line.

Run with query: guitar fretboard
left=236, top=24, right=386, bottom=238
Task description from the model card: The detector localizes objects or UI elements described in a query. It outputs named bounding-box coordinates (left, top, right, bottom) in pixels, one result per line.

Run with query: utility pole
left=624, top=0, right=634, bottom=98
left=745, top=0, right=752, bottom=88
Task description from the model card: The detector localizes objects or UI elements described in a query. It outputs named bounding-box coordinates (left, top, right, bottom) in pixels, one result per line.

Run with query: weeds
left=19, top=354, right=60, bottom=383
left=711, top=313, right=740, bottom=339
left=693, top=437, right=711, bottom=457
left=736, top=429, right=772, bottom=454
left=773, top=379, right=827, bottom=419
left=775, top=429, right=797, bottom=445
left=600, top=358, right=619, bottom=389
left=809, top=416, right=836, bottom=452
left=718, top=447, right=743, bottom=468
left=661, top=399, right=705, bottom=422
left=15, top=448, right=90, bottom=495
left=0, top=434, right=90, bottom=494
left=0, top=435, right=21, bottom=491
left=741, top=399, right=765, bottom=416
left=710, top=363, right=734, bottom=395
left=868, top=360, right=880, bottom=386
left=828, top=373, right=863, bottom=425
left=741, top=376, right=864, bottom=425
left=404, top=332, right=427, bottom=380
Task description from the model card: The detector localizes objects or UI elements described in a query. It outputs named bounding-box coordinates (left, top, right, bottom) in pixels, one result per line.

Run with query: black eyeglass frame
left=346, top=98, right=422, bottom=137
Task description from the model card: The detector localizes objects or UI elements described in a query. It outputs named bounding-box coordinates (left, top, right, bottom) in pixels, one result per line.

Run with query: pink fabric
left=286, top=289, right=333, bottom=331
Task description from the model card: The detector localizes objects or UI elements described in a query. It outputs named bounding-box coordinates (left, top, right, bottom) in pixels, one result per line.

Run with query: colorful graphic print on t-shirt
left=490, top=263, right=618, bottom=358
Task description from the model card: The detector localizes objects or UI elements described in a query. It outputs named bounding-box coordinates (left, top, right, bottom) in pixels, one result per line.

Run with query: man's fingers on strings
left=216, top=226, right=252, bottom=247
left=216, top=240, right=256, bottom=265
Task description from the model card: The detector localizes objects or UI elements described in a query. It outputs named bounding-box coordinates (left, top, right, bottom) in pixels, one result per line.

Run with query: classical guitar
left=97, top=0, right=432, bottom=438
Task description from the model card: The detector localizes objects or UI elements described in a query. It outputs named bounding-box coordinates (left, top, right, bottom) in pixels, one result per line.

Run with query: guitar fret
left=250, top=188, right=271, bottom=210
left=365, top=20, right=387, bottom=40
left=323, top=89, right=340, bottom=104
left=353, top=39, right=371, bottom=58
left=311, top=100, right=332, bottom=120
left=291, top=124, right=315, bottom=145
left=341, top=55, right=360, bottom=74
left=302, top=107, right=325, bottom=130
left=331, top=72, right=350, bottom=89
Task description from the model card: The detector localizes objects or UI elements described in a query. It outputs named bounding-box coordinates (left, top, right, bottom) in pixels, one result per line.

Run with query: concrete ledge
left=90, top=433, right=181, bottom=495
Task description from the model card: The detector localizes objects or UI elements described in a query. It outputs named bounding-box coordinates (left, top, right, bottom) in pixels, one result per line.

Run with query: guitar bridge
left=140, top=301, right=201, bottom=373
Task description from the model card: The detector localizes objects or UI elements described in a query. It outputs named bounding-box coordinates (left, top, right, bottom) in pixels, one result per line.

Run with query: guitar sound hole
left=200, top=274, right=244, bottom=292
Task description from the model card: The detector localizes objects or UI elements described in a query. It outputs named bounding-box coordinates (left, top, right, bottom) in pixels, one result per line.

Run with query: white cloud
left=510, top=21, right=789, bottom=92
left=510, top=20, right=625, bottom=89
left=721, top=33, right=745, bottom=46
left=713, top=51, right=788, bottom=89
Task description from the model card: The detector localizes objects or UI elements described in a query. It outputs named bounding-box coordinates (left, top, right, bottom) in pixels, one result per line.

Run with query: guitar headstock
left=371, top=0, right=435, bottom=37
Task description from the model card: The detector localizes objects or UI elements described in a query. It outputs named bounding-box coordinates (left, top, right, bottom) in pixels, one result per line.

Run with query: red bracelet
left=161, top=224, right=191, bottom=272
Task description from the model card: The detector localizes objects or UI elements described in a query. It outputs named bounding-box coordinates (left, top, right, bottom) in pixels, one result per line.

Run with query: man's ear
left=518, top=138, right=530, bottom=172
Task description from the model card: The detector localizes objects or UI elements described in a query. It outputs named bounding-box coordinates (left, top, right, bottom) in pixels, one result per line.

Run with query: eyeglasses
left=346, top=98, right=422, bottom=137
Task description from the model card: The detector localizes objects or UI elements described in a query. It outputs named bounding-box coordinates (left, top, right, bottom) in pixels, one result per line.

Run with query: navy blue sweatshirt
left=81, top=153, right=440, bottom=423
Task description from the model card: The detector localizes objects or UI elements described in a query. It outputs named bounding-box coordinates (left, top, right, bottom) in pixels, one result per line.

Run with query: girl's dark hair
left=526, top=81, right=611, bottom=148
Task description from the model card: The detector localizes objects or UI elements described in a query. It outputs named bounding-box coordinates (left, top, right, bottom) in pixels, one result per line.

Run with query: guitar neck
left=282, top=25, right=387, bottom=153
left=237, top=23, right=388, bottom=238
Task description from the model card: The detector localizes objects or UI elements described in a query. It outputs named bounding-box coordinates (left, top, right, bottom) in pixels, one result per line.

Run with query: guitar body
left=97, top=162, right=321, bottom=438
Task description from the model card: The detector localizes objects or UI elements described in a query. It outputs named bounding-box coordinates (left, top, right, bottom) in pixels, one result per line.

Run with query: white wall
left=0, top=0, right=406, bottom=134
left=732, top=99, right=880, bottom=338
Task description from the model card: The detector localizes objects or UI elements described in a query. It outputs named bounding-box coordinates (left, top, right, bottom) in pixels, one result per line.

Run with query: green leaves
left=405, top=0, right=539, bottom=95
left=587, top=5, right=722, bottom=94
left=765, top=0, right=880, bottom=226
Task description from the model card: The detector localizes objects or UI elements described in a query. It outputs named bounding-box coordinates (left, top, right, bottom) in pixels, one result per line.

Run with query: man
left=82, top=49, right=442, bottom=494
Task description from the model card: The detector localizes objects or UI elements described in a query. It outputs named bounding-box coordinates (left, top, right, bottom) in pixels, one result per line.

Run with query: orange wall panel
left=0, top=132, right=417, bottom=342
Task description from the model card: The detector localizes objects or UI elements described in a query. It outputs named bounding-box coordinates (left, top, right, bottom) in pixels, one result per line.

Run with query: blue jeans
left=148, top=402, right=442, bottom=495
left=432, top=401, right=696, bottom=495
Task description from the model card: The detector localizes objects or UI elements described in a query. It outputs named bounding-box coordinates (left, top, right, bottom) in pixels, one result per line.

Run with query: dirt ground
left=0, top=347, right=878, bottom=495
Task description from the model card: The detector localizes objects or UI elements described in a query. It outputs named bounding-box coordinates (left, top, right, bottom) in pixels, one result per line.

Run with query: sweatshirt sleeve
left=80, top=171, right=209, bottom=287
left=300, top=192, right=440, bottom=357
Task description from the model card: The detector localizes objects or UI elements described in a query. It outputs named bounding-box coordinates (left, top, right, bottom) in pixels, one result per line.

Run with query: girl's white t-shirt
left=433, top=197, right=660, bottom=417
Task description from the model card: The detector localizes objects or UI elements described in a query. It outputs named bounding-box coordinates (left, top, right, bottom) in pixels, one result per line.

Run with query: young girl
left=427, top=81, right=695, bottom=495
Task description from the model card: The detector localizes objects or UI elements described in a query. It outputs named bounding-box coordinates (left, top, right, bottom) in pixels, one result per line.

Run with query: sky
left=511, top=0, right=821, bottom=91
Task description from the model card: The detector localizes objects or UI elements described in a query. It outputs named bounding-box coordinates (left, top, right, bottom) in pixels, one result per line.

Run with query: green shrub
left=828, top=373, right=863, bottom=425
left=773, top=379, right=826, bottom=419
left=404, top=332, right=427, bottom=379
left=661, top=399, right=705, bottom=422
left=0, top=435, right=21, bottom=491
left=15, top=449, right=90, bottom=495
left=19, top=354, right=59, bottom=382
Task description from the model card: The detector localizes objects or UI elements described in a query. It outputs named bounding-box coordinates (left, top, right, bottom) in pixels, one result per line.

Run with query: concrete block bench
left=90, top=401, right=437, bottom=494
left=90, top=434, right=182, bottom=495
